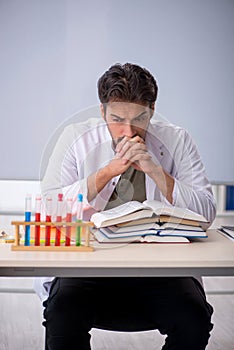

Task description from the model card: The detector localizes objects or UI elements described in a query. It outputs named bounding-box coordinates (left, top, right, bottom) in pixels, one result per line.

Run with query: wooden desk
left=0, top=229, right=234, bottom=277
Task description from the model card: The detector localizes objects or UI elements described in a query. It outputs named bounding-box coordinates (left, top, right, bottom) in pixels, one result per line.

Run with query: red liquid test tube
left=65, top=198, right=73, bottom=246
left=55, top=193, right=63, bottom=246
left=45, top=196, right=52, bottom=246
left=35, top=194, right=41, bottom=246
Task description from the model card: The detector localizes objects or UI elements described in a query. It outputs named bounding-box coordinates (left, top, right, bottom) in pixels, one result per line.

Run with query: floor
left=0, top=278, right=233, bottom=350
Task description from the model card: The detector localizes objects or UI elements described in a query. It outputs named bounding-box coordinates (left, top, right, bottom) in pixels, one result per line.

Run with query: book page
left=161, top=222, right=204, bottom=231
left=158, top=230, right=207, bottom=238
left=91, top=201, right=152, bottom=227
left=143, top=200, right=208, bottom=222
left=140, top=235, right=189, bottom=243
left=107, top=222, right=161, bottom=233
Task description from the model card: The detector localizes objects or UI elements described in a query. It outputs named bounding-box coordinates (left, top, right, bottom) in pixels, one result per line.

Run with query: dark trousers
left=43, top=277, right=213, bottom=350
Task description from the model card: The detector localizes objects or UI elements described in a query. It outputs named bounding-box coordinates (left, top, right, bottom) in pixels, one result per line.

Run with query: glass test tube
left=55, top=193, right=63, bottom=246
left=24, top=194, right=32, bottom=246
left=76, top=194, right=83, bottom=246
left=45, top=196, right=52, bottom=246
left=65, top=198, right=73, bottom=246
left=35, top=194, right=41, bottom=246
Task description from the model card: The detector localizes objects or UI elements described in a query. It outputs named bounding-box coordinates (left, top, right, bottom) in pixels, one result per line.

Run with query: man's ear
left=150, top=103, right=155, bottom=118
left=100, top=104, right=105, bottom=120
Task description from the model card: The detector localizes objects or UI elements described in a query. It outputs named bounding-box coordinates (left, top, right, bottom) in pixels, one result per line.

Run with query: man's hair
left=97, top=63, right=158, bottom=108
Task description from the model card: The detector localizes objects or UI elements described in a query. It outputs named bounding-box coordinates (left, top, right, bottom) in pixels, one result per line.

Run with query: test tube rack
left=11, top=221, right=94, bottom=251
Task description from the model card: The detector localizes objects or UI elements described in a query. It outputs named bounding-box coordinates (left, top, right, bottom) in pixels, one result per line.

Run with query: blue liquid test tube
left=24, top=194, right=32, bottom=246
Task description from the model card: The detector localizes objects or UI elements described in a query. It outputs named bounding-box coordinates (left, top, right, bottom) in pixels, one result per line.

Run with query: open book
left=91, top=221, right=207, bottom=242
left=91, top=228, right=190, bottom=243
left=91, top=200, right=209, bottom=229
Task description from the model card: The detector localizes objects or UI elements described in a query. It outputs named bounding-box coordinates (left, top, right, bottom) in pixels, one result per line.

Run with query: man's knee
left=161, top=296, right=213, bottom=349
left=44, top=279, right=95, bottom=332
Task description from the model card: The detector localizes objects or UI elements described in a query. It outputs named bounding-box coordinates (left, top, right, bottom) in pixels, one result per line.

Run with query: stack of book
left=91, top=200, right=209, bottom=243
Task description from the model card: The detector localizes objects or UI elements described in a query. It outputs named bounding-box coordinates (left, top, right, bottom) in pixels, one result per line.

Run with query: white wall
left=0, top=0, right=233, bottom=181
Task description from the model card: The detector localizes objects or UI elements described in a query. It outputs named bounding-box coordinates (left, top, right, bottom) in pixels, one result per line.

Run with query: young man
left=38, top=63, right=216, bottom=350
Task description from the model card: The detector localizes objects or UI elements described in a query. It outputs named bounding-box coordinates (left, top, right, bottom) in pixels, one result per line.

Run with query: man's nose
left=123, top=122, right=136, bottom=137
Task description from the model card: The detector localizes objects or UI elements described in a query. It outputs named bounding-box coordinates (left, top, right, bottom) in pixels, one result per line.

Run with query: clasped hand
left=107, top=136, right=156, bottom=176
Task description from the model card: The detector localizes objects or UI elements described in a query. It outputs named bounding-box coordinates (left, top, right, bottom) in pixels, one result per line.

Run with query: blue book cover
left=226, top=186, right=234, bottom=210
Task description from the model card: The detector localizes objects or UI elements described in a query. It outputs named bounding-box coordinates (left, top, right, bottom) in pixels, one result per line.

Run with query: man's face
left=101, top=101, right=153, bottom=147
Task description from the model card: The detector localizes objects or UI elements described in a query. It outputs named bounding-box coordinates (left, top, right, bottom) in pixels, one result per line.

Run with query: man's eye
left=112, top=117, right=123, bottom=123
left=134, top=115, right=147, bottom=123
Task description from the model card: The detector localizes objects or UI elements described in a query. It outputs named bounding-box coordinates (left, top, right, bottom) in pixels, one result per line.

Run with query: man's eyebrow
left=110, top=111, right=147, bottom=121
left=110, top=114, right=125, bottom=120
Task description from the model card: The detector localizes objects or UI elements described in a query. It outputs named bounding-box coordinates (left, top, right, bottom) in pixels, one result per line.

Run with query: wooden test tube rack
left=11, top=221, right=94, bottom=251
